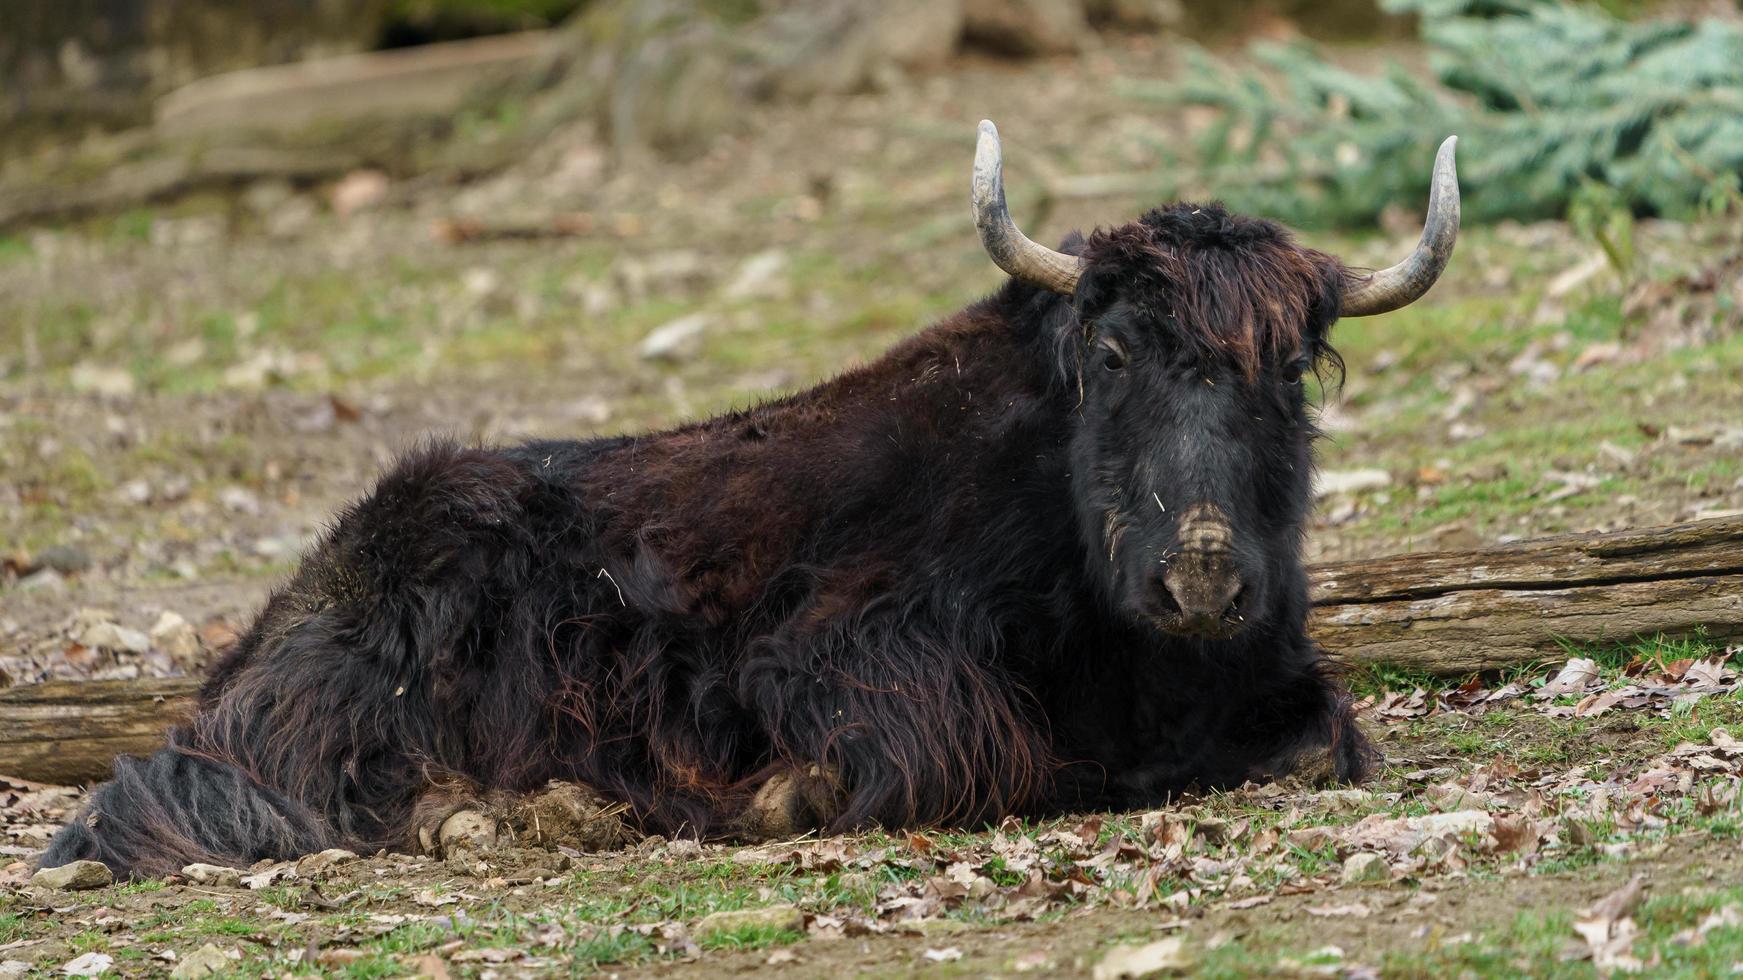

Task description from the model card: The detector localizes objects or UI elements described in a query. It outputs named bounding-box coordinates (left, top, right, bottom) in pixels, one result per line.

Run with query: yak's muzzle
left=1157, top=503, right=1244, bottom=638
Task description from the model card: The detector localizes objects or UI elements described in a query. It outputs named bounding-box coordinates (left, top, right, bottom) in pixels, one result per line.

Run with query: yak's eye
left=1099, top=340, right=1127, bottom=373
left=1281, top=359, right=1308, bottom=385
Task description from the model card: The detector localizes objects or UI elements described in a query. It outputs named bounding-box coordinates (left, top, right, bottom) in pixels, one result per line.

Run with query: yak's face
left=969, top=119, right=1457, bottom=638
left=1063, top=205, right=1344, bottom=640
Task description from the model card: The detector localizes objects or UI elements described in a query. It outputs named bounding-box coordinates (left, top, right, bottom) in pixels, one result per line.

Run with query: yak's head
left=971, top=120, right=1458, bottom=640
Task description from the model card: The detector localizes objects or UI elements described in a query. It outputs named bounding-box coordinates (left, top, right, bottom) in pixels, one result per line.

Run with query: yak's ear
left=1056, top=230, right=1088, bottom=256
left=1308, top=254, right=1350, bottom=389
left=1312, top=252, right=1350, bottom=329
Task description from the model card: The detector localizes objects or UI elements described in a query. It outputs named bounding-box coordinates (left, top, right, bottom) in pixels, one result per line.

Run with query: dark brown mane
left=1078, top=202, right=1345, bottom=380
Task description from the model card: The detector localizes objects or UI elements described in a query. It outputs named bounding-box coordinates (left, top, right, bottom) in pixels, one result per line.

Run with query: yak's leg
left=409, top=779, right=639, bottom=855
left=1073, top=638, right=1376, bottom=811
left=741, top=764, right=841, bottom=839
left=42, top=445, right=533, bottom=877
left=738, top=616, right=1052, bottom=834
left=1164, top=644, right=1376, bottom=793
left=1240, top=653, right=1377, bottom=785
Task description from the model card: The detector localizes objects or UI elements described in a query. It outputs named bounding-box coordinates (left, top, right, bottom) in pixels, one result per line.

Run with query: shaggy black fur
left=44, top=203, right=1378, bottom=877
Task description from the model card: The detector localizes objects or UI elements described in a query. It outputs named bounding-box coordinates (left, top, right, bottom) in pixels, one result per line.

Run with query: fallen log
left=1309, top=514, right=1743, bottom=675
left=4, top=516, right=1741, bottom=785
left=0, top=678, right=197, bottom=786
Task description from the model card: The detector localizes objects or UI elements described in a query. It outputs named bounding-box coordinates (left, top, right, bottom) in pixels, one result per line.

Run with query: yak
left=43, top=121, right=1460, bottom=878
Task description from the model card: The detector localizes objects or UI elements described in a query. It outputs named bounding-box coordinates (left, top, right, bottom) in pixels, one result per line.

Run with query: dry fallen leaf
left=1539, top=658, right=1602, bottom=698
left=59, top=952, right=113, bottom=977
left=1573, top=874, right=1648, bottom=974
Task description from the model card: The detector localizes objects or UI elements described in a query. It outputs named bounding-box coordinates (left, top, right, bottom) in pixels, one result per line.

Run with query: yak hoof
left=438, top=810, right=499, bottom=855
left=1281, top=744, right=1341, bottom=787
left=507, top=781, right=637, bottom=852
left=743, top=765, right=839, bottom=840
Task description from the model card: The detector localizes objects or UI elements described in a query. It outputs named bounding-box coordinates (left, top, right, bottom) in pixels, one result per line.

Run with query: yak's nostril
left=1156, top=581, right=1182, bottom=615
left=1225, top=584, right=1248, bottom=617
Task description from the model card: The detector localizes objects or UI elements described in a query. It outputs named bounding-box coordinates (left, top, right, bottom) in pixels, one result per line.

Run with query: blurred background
left=1, top=0, right=1741, bottom=683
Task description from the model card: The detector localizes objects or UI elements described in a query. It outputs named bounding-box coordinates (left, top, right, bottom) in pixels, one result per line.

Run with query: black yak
left=44, top=121, right=1460, bottom=877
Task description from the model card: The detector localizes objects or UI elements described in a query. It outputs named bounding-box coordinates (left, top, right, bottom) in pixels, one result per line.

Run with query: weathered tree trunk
left=0, top=678, right=196, bottom=786
left=3, top=517, right=1741, bottom=785
left=1309, top=515, right=1743, bottom=675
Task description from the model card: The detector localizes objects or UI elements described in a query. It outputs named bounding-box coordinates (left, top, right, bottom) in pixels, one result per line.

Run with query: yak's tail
left=39, top=737, right=334, bottom=878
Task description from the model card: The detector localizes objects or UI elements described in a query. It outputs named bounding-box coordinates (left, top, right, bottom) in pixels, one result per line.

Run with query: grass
left=695, top=922, right=803, bottom=951
left=1352, top=630, right=1736, bottom=704
left=1353, top=884, right=1743, bottom=978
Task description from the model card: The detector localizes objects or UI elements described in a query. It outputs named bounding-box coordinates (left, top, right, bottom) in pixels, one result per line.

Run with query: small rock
left=117, top=479, right=153, bottom=505
left=439, top=811, right=498, bottom=855
left=76, top=620, right=150, bottom=655
left=250, top=536, right=296, bottom=560
left=329, top=169, right=390, bottom=218
left=295, top=848, right=359, bottom=875
left=180, top=863, right=241, bottom=888
left=722, top=249, right=790, bottom=301
left=462, top=267, right=502, bottom=300
left=69, top=363, right=135, bottom=398
left=693, top=904, right=804, bottom=941
left=2, top=960, right=29, bottom=978
left=1093, top=937, right=1195, bottom=979
left=239, top=862, right=296, bottom=890
left=151, top=612, right=203, bottom=668
left=169, top=945, right=235, bottom=979
left=638, top=313, right=713, bottom=363
left=32, top=860, right=112, bottom=891
left=59, top=952, right=113, bottom=977
left=1341, top=851, right=1390, bottom=885
left=217, top=486, right=262, bottom=515
left=1313, top=468, right=1392, bottom=498
left=613, top=251, right=710, bottom=302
